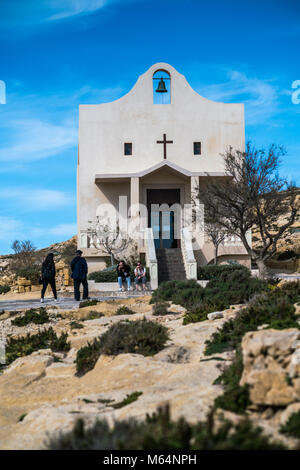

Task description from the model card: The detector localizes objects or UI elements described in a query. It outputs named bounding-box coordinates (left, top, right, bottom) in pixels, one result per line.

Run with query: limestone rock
left=240, top=329, right=300, bottom=406
left=280, top=402, right=300, bottom=426
left=207, top=311, right=224, bottom=321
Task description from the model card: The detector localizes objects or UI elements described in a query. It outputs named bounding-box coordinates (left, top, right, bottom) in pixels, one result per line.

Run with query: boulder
left=207, top=312, right=224, bottom=321
left=240, top=329, right=300, bottom=406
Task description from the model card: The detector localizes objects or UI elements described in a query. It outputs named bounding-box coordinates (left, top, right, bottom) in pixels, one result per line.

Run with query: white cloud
left=46, top=0, right=108, bottom=21
left=0, top=118, right=77, bottom=162
left=31, top=223, right=77, bottom=238
left=198, top=70, right=279, bottom=125
left=0, top=0, right=139, bottom=31
left=0, top=216, right=24, bottom=241
left=0, top=188, right=75, bottom=210
left=48, top=223, right=77, bottom=236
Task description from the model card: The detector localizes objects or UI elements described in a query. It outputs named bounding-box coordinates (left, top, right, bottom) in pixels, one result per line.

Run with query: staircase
left=156, top=248, right=186, bottom=283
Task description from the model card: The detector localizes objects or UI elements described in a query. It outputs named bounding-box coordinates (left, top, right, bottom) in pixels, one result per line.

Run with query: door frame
left=141, top=183, right=186, bottom=247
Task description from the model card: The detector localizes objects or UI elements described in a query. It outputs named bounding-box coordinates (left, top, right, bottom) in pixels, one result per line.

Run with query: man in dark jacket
left=71, top=250, right=89, bottom=301
left=116, top=260, right=131, bottom=291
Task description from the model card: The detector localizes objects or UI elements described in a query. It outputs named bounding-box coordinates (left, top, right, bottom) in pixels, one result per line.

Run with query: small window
left=193, top=142, right=201, bottom=155
left=124, top=142, right=132, bottom=156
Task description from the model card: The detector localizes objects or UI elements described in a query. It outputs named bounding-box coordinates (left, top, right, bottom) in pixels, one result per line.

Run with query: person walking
left=71, top=249, right=89, bottom=301
left=41, top=253, right=58, bottom=303
left=116, top=260, right=131, bottom=291
left=134, top=262, right=147, bottom=291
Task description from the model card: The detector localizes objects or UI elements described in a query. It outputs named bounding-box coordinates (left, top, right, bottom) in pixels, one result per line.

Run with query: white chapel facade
left=77, top=62, right=250, bottom=282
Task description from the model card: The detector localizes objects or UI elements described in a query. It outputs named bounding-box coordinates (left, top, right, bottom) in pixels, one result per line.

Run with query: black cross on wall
left=156, top=133, right=173, bottom=159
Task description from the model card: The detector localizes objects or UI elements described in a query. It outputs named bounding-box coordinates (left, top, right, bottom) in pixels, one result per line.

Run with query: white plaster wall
left=78, top=62, right=244, bottom=235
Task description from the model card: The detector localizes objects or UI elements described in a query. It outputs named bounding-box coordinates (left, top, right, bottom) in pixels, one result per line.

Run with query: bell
left=156, top=77, right=168, bottom=93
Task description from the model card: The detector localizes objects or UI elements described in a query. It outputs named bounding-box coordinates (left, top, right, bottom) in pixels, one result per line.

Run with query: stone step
left=156, top=248, right=186, bottom=283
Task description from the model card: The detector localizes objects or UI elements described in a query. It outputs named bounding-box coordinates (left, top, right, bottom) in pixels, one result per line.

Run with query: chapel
left=77, top=63, right=250, bottom=287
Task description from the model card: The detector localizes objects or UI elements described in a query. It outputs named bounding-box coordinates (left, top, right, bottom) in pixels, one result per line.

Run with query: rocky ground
left=1, top=295, right=300, bottom=450
left=0, top=296, right=238, bottom=450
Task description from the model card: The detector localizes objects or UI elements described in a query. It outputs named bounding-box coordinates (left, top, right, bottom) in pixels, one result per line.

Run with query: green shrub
left=76, top=339, right=102, bottom=376
left=197, top=264, right=248, bottom=281
left=85, top=311, right=104, bottom=320
left=152, top=302, right=169, bottom=316
left=152, top=274, right=268, bottom=325
left=115, top=306, right=135, bottom=316
left=151, top=280, right=204, bottom=307
left=0, top=285, right=10, bottom=294
left=214, top=349, right=251, bottom=414
left=205, top=291, right=298, bottom=355
left=11, top=307, right=50, bottom=326
left=88, top=270, right=118, bottom=282
left=99, top=319, right=169, bottom=357
left=277, top=281, right=300, bottom=305
left=76, top=319, right=169, bottom=376
left=88, top=267, right=149, bottom=283
left=280, top=410, right=300, bottom=438
left=47, top=405, right=285, bottom=450
left=111, top=391, right=143, bottom=409
left=6, top=327, right=70, bottom=364
left=15, top=266, right=41, bottom=284
left=79, top=299, right=98, bottom=308
left=183, top=301, right=227, bottom=325
left=70, top=321, right=84, bottom=330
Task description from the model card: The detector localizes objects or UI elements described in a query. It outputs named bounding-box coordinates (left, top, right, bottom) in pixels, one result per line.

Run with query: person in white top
left=134, top=262, right=147, bottom=291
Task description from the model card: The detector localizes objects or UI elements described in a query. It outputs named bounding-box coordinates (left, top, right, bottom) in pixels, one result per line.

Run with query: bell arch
left=153, top=69, right=171, bottom=104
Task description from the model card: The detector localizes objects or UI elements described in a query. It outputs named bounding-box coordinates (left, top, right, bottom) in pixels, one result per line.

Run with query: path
left=0, top=291, right=151, bottom=311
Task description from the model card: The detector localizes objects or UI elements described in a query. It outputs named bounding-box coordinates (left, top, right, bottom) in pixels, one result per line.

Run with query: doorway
left=147, top=189, right=181, bottom=249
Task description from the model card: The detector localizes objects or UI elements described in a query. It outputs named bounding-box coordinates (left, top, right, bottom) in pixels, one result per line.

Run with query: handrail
left=144, top=228, right=158, bottom=290
left=181, top=227, right=197, bottom=280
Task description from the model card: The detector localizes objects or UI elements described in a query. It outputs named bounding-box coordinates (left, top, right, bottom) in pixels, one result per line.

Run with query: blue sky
left=0, top=0, right=299, bottom=254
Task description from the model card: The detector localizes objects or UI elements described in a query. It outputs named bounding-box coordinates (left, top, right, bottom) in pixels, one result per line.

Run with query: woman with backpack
left=40, top=253, right=58, bottom=303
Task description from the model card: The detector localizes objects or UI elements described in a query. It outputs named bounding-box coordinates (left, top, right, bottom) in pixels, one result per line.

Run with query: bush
left=111, top=391, right=143, bottom=409
left=76, top=319, right=169, bottom=376
left=79, top=299, right=98, bottom=308
left=206, top=285, right=300, bottom=415
left=0, top=285, right=10, bottom=294
left=88, top=267, right=149, bottom=283
left=47, top=404, right=285, bottom=450
left=205, top=291, right=298, bottom=356
left=152, top=302, right=169, bottom=316
left=99, top=319, right=169, bottom=357
left=151, top=280, right=204, bottom=307
left=15, top=266, right=41, bottom=284
left=214, top=349, right=251, bottom=414
left=280, top=410, right=300, bottom=438
left=6, top=327, right=70, bottom=364
left=183, top=301, right=227, bottom=325
left=197, top=264, right=248, bottom=281
left=85, top=311, right=104, bottom=320
left=278, top=281, right=300, bottom=305
left=152, top=274, right=269, bottom=325
left=115, top=306, right=135, bottom=315
left=70, top=321, right=84, bottom=330
left=76, top=339, right=102, bottom=376
left=11, top=307, right=50, bottom=326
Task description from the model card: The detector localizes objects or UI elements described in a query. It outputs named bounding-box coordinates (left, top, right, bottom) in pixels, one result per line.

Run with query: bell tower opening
left=153, top=69, right=171, bottom=104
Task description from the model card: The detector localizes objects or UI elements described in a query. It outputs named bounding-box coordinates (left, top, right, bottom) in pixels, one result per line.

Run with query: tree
left=88, top=220, right=137, bottom=266
left=10, top=239, right=40, bottom=282
left=197, top=143, right=299, bottom=278
left=11, top=240, right=37, bottom=270
left=204, top=222, right=228, bottom=265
